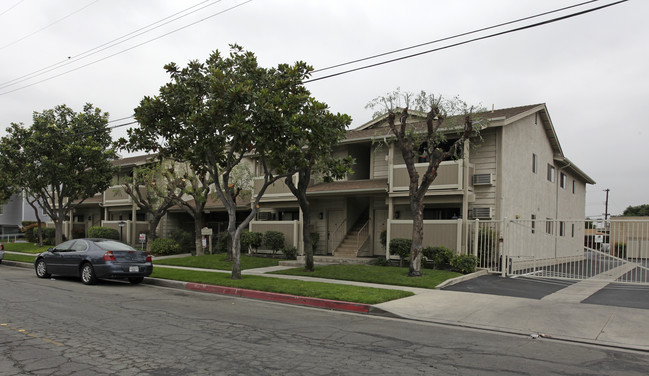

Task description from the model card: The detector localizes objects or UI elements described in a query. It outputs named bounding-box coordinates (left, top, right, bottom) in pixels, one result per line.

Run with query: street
left=1, top=266, right=648, bottom=375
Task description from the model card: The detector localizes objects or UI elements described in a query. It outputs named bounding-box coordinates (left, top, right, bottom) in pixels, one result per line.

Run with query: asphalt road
left=1, top=267, right=649, bottom=375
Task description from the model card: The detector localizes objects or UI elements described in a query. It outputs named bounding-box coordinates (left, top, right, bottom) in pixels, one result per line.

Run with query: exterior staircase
left=333, top=219, right=369, bottom=258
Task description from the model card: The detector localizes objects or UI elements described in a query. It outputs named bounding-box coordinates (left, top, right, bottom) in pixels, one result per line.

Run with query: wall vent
left=472, top=173, right=493, bottom=185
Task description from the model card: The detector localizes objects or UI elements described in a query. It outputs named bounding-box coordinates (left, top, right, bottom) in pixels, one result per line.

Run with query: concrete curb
left=1, top=260, right=34, bottom=269
left=435, top=269, right=488, bottom=289
left=144, top=277, right=373, bottom=313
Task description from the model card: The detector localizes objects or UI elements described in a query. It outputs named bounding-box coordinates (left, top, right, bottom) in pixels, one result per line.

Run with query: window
left=546, top=218, right=553, bottom=234
left=560, top=173, right=567, bottom=189
left=547, top=164, right=555, bottom=182
left=572, top=180, right=576, bottom=194
left=559, top=221, right=565, bottom=237
left=571, top=223, right=575, bottom=238
left=532, top=154, right=538, bottom=173
left=531, top=214, right=536, bottom=234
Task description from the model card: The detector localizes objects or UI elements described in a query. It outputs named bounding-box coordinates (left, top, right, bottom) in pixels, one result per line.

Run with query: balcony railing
left=390, top=160, right=473, bottom=193
left=252, top=175, right=298, bottom=200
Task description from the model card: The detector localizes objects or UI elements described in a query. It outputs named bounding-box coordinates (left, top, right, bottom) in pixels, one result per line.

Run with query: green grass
left=154, top=253, right=280, bottom=270
left=3, top=242, right=51, bottom=254
left=271, top=264, right=462, bottom=289
left=3, top=253, right=37, bottom=263
left=150, top=268, right=413, bottom=304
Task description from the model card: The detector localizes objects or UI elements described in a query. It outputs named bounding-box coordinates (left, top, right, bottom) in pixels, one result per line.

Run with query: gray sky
left=0, top=0, right=646, bottom=217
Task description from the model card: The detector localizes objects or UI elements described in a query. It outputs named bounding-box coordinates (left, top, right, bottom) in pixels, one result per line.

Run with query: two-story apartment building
left=248, top=103, right=595, bottom=266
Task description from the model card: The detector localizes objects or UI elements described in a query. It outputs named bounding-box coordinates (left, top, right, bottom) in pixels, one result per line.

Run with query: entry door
left=327, top=209, right=344, bottom=254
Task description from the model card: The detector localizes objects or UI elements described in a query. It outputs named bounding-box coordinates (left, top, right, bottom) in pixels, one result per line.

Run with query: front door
left=327, top=209, right=344, bottom=255
left=373, top=209, right=388, bottom=256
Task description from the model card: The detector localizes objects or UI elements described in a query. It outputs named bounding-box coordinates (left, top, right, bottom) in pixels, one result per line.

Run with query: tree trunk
left=194, top=211, right=204, bottom=256
left=230, top=224, right=241, bottom=280
left=54, top=220, right=64, bottom=245
left=148, top=215, right=162, bottom=252
left=296, top=190, right=314, bottom=272
left=408, top=199, right=424, bottom=277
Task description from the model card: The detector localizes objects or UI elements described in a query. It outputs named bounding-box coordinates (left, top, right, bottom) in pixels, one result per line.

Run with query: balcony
left=252, top=175, right=298, bottom=201
left=390, top=160, right=473, bottom=193
left=103, top=185, right=147, bottom=206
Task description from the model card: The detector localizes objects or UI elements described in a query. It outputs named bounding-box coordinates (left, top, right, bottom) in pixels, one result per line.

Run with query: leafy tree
left=124, top=45, right=314, bottom=279
left=122, top=161, right=185, bottom=249
left=367, top=89, right=481, bottom=277
left=166, top=163, right=213, bottom=256
left=0, top=104, right=116, bottom=245
left=622, top=204, right=649, bottom=217
left=281, top=98, right=352, bottom=272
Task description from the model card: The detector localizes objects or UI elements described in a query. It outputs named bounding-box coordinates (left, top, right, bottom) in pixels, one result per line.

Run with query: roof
left=111, top=153, right=157, bottom=167
left=169, top=194, right=251, bottom=212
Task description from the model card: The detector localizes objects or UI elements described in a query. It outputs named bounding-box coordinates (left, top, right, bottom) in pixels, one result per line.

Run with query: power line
left=312, top=0, right=599, bottom=74
left=0, top=0, right=101, bottom=51
left=0, top=0, right=223, bottom=90
left=305, top=0, right=627, bottom=84
left=0, top=0, right=252, bottom=96
left=0, top=0, right=24, bottom=18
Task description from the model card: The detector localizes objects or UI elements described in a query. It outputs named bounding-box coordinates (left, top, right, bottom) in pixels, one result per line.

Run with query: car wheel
left=35, top=259, right=51, bottom=278
left=80, top=263, right=97, bottom=285
left=128, top=276, right=144, bottom=284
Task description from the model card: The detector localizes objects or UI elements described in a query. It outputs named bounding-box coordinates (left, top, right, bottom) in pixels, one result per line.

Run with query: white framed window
left=560, top=173, right=567, bottom=189
left=547, top=164, right=555, bottom=182
left=532, top=154, right=538, bottom=174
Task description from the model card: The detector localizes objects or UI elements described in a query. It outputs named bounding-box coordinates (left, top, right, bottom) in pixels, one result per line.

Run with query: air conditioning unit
left=472, top=173, right=493, bottom=185
left=257, top=211, right=275, bottom=221
left=471, top=207, right=493, bottom=219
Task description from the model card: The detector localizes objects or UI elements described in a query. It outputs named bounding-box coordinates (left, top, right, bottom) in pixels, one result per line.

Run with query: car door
left=60, top=240, right=89, bottom=276
left=43, top=240, right=76, bottom=275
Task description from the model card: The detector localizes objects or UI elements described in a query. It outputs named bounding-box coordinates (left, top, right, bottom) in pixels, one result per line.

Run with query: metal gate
left=469, top=218, right=649, bottom=285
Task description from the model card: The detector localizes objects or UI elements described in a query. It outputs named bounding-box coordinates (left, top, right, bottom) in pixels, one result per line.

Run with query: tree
left=125, top=45, right=314, bottom=279
left=622, top=204, right=649, bottom=217
left=366, top=89, right=480, bottom=277
left=280, top=98, right=352, bottom=272
left=122, top=161, right=185, bottom=249
left=0, top=104, right=116, bottom=245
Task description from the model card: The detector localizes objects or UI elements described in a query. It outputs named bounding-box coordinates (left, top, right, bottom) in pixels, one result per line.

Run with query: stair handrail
left=356, top=220, right=370, bottom=252
left=330, top=219, right=347, bottom=255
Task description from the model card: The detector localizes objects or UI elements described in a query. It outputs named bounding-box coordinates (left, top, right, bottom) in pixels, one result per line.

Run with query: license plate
left=129, top=266, right=139, bottom=272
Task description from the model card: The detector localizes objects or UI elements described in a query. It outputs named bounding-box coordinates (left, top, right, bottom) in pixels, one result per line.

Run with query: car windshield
left=95, top=240, right=138, bottom=252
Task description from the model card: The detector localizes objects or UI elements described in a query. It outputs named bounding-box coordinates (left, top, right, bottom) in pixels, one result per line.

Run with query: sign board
left=201, top=227, right=213, bottom=236
left=202, top=238, right=207, bottom=248
left=595, top=235, right=603, bottom=243
left=139, top=233, right=146, bottom=243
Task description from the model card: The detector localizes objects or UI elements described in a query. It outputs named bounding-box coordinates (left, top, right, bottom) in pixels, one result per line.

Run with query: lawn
left=3, top=242, right=50, bottom=254
left=154, top=253, right=280, bottom=270
left=271, top=264, right=462, bottom=289
left=3, top=253, right=37, bottom=263
left=150, top=268, right=413, bottom=304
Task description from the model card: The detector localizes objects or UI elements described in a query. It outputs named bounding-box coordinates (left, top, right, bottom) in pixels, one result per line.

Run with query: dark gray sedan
left=34, top=238, right=153, bottom=285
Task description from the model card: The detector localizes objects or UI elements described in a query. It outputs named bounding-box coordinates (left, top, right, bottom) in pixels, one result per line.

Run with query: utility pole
left=604, top=189, right=610, bottom=222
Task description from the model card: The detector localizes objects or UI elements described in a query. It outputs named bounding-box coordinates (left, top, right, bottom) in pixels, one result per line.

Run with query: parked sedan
left=34, top=238, right=152, bottom=285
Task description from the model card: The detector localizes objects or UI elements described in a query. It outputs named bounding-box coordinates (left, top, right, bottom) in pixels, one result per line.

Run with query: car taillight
left=103, top=251, right=116, bottom=261
left=0, top=244, right=4, bottom=250
left=146, top=252, right=152, bottom=262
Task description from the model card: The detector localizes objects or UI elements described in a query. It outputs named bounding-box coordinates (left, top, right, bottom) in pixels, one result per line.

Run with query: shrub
left=379, top=230, right=387, bottom=250
left=263, top=231, right=285, bottom=255
left=42, top=228, right=56, bottom=245
left=282, top=246, right=298, bottom=260
left=389, top=238, right=411, bottom=267
left=88, top=226, right=120, bottom=240
left=170, top=229, right=194, bottom=254
left=241, top=231, right=263, bottom=254
left=150, top=238, right=181, bottom=256
left=215, top=232, right=230, bottom=253
left=422, top=246, right=454, bottom=269
left=372, top=256, right=390, bottom=266
left=450, top=254, right=478, bottom=274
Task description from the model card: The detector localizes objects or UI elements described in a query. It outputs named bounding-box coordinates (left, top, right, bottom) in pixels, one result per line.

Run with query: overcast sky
left=0, top=0, right=645, bottom=217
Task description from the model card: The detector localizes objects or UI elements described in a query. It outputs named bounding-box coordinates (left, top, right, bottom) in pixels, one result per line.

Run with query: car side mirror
left=47, top=248, right=55, bottom=252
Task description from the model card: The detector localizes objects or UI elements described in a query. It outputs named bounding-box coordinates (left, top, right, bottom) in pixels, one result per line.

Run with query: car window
left=94, top=240, right=137, bottom=252
left=70, top=240, right=88, bottom=252
left=55, top=240, right=76, bottom=251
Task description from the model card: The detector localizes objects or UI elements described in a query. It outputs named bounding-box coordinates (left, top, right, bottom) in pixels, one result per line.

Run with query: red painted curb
left=185, top=282, right=371, bottom=313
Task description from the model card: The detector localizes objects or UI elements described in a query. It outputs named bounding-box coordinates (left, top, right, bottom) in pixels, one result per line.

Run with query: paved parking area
left=582, top=283, right=649, bottom=310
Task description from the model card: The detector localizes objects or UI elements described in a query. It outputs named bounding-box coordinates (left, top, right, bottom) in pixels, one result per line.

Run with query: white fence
left=470, top=218, right=649, bottom=284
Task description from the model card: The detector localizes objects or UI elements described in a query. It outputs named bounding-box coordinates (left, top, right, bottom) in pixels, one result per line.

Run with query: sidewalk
left=5, top=255, right=649, bottom=351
